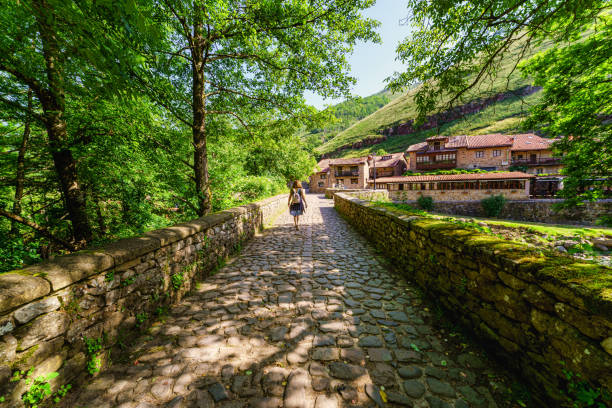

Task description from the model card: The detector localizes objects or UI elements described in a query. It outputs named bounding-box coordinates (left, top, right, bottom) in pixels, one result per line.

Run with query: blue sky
left=304, top=0, right=412, bottom=110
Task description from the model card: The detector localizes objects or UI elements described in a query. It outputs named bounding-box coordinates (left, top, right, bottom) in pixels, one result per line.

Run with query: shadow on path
left=60, top=194, right=513, bottom=408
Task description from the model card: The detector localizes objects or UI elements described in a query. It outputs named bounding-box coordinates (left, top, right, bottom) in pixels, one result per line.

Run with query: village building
left=405, top=133, right=562, bottom=175
left=370, top=171, right=535, bottom=201
left=309, top=153, right=407, bottom=193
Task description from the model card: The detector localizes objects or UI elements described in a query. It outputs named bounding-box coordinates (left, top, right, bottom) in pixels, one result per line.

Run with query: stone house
left=309, top=153, right=408, bottom=193
left=370, top=171, right=534, bottom=201
left=309, top=159, right=332, bottom=193
left=405, top=133, right=562, bottom=175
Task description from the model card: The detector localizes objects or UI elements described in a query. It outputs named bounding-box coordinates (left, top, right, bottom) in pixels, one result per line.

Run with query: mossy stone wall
left=0, top=195, right=287, bottom=406
left=334, top=192, right=612, bottom=406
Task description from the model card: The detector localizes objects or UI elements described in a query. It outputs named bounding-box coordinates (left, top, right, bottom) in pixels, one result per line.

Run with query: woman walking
left=288, top=181, right=307, bottom=230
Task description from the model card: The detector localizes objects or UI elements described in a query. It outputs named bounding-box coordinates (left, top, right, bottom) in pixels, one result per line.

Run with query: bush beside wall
left=334, top=192, right=612, bottom=407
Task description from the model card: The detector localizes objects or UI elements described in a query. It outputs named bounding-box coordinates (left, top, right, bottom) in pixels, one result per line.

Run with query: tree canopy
left=0, top=0, right=378, bottom=271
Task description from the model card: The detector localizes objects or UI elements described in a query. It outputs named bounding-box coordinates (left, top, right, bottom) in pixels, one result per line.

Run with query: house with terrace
left=309, top=153, right=408, bottom=193
left=370, top=171, right=535, bottom=201
left=405, top=133, right=562, bottom=175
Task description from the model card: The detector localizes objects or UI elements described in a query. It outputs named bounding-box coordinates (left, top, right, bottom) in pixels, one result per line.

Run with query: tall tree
left=0, top=0, right=93, bottom=244
left=10, top=88, right=32, bottom=235
left=126, top=0, right=379, bottom=215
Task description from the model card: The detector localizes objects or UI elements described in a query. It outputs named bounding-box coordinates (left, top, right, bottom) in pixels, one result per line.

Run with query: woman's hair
left=291, top=180, right=301, bottom=189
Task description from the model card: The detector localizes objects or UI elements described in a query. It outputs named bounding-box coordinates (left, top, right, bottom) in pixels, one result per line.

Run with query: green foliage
left=51, top=384, right=71, bottom=404
left=171, top=271, right=185, bottom=290
left=416, top=196, right=434, bottom=211
left=386, top=0, right=604, bottom=122
left=0, top=236, right=41, bottom=274
left=481, top=195, right=507, bottom=218
left=120, top=277, right=135, bottom=287
left=135, top=312, right=148, bottom=328
left=595, top=216, right=612, bottom=228
left=21, top=371, right=59, bottom=408
left=83, top=336, right=103, bottom=376
left=104, top=271, right=114, bottom=282
left=562, top=366, right=611, bottom=407
left=520, top=16, right=612, bottom=207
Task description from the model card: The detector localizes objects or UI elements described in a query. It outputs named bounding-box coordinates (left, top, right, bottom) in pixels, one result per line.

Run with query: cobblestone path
left=63, top=194, right=507, bottom=408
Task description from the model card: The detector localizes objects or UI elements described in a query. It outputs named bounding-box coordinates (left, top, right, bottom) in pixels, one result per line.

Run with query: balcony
left=511, top=157, right=562, bottom=166
left=415, top=161, right=456, bottom=171
left=334, top=170, right=360, bottom=177
left=369, top=170, right=395, bottom=178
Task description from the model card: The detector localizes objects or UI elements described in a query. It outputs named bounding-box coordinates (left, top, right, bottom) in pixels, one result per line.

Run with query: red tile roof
left=465, top=134, right=513, bottom=149
left=511, top=133, right=555, bottom=151
left=375, top=171, right=534, bottom=183
left=406, top=133, right=555, bottom=153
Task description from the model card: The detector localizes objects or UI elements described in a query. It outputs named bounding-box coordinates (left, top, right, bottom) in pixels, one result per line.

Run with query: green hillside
left=316, top=38, right=554, bottom=158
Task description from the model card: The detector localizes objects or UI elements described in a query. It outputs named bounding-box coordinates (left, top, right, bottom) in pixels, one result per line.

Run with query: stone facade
left=309, top=171, right=330, bottom=193
left=397, top=198, right=612, bottom=226
left=388, top=187, right=530, bottom=201
left=0, top=194, right=287, bottom=406
left=334, top=192, right=612, bottom=406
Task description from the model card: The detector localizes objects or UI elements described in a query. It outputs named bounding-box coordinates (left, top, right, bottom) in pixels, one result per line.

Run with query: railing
left=415, top=161, right=456, bottom=170
left=334, top=171, right=360, bottom=177
left=511, top=157, right=562, bottom=166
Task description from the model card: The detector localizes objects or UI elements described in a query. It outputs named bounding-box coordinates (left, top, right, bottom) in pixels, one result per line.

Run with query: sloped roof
left=511, top=133, right=555, bottom=151
left=373, top=152, right=406, bottom=167
left=328, top=157, right=368, bottom=165
left=406, top=133, right=555, bottom=153
left=375, top=171, right=534, bottom=183
left=406, top=142, right=428, bottom=152
left=314, top=159, right=331, bottom=173
left=465, top=134, right=513, bottom=149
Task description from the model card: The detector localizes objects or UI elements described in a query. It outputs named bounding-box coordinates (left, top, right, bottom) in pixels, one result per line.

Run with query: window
left=398, top=183, right=404, bottom=191
left=433, top=142, right=441, bottom=151
left=350, top=166, right=358, bottom=173
left=435, top=153, right=455, bottom=162
left=536, top=168, right=543, bottom=174
left=493, top=150, right=501, bottom=157
left=416, top=156, right=430, bottom=163
left=351, top=178, right=358, bottom=184
left=318, top=182, right=324, bottom=187
left=382, top=155, right=392, bottom=160
left=475, top=151, right=484, bottom=158
left=320, top=174, right=326, bottom=179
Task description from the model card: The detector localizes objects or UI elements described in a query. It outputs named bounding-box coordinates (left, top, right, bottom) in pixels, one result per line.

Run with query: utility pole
left=368, top=155, right=376, bottom=190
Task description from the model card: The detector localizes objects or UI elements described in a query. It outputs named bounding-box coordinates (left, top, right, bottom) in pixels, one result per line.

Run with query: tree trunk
left=10, top=88, right=32, bottom=235
left=191, top=1, right=212, bottom=216
left=33, top=0, right=92, bottom=245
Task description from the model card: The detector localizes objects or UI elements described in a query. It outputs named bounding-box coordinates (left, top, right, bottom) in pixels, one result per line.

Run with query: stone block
left=0, top=273, right=50, bottom=314
left=14, top=296, right=61, bottom=324
left=99, top=236, right=161, bottom=266
left=20, top=251, right=114, bottom=291
left=15, top=311, right=70, bottom=351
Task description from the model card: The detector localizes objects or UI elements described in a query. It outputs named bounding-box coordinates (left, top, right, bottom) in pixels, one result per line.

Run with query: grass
left=373, top=201, right=612, bottom=239
left=463, top=217, right=612, bottom=238
left=315, top=37, right=555, bottom=158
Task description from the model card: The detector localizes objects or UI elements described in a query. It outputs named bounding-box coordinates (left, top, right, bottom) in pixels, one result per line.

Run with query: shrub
left=417, top=195, right=434, bottom=211
left=481, top=194, right=507, bottom=217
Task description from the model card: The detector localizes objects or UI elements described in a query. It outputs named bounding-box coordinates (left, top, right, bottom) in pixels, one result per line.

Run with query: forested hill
left=303, top=91, right=396, bottom=151
left=315, top=38, right=556, bottom=159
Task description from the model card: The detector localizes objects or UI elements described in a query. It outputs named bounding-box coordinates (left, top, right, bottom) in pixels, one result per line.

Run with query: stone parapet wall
left=0, top=194, right=287, bottom=406
left=391, top=198, right=612, bottom=226
left=334, top=192, right=612, bottom=406
left=324, top=188, right=369, bottom=199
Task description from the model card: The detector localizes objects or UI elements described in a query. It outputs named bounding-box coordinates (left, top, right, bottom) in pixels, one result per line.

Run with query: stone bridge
left=58, top=195, right=508, bottom=408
